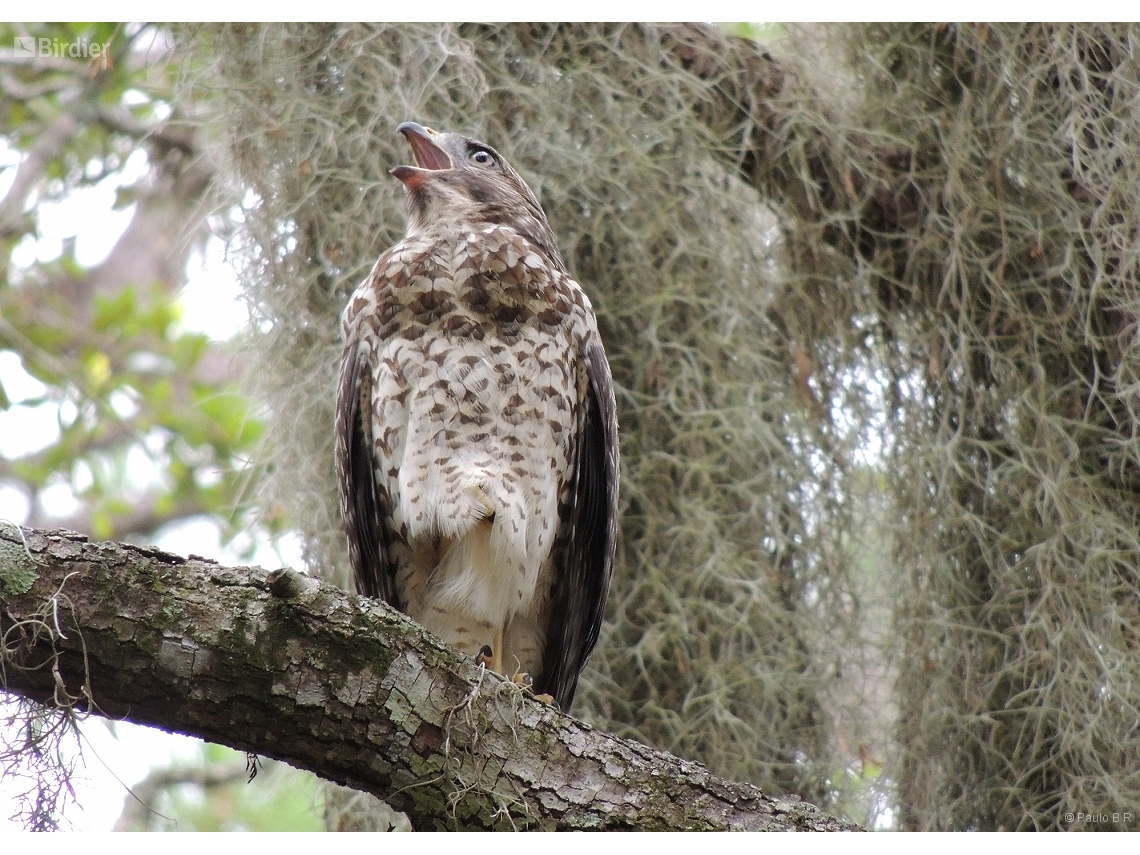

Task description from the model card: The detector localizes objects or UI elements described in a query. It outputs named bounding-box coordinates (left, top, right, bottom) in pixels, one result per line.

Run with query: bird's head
left=391, top=122, right=563, bottom=268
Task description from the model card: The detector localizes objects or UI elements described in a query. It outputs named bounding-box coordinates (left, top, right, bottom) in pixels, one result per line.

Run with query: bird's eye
left=469, top=149, right=495, bottom=167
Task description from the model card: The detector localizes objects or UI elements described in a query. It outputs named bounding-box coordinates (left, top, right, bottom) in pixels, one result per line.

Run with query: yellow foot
left=507, top=670, right=554, bottom=704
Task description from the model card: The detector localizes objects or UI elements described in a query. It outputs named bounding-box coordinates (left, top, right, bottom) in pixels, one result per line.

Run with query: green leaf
left=93, top=287, right=137, bottom=333
left=81, top=349, right=112, bottom=390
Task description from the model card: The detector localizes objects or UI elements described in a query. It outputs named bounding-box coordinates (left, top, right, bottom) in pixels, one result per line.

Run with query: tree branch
left=0, top=109, right=79, bottom=239
left=0, top=523, right=858, bottom=831
left=111, top=757, right=249, bottom=831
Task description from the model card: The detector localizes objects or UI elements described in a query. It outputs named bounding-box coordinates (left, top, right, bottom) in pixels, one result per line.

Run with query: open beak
left=391, top=122, right=452, bottom=189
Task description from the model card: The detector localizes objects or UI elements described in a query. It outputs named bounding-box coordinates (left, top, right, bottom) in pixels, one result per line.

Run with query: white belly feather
left=372, top=331, right=572, bottom=629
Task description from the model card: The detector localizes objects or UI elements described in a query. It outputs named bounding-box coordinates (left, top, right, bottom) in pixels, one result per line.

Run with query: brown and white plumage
left=335, top=122, right=618, bottom=710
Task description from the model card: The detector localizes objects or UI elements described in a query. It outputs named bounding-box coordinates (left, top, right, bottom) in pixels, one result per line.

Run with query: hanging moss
left=842, top=24, right=1140, bottom=830
left=182, top=23, right=866, bottom=810
left=182, top=23, right=1140, bottom=829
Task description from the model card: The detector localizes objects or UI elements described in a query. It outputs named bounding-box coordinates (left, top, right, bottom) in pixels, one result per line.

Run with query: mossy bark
left=0, top=523, right=857, bottom=831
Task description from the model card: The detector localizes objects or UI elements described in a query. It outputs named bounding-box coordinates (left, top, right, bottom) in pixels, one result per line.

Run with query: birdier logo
left=13, top=35, right=110, bottom=59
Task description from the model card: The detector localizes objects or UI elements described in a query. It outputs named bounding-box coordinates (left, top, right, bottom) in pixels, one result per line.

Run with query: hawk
left=335, top=122, right=618, bottom=711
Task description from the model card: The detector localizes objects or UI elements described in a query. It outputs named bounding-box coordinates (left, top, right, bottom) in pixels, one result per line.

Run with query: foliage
left=3, top=283, right=262, bottom=542
left=0, top=23, right=274, bottom=831
left=115, top=744, right=323, bottom=832
left=0, top=22, right=267, bottom=547
left=722, top=22, right=784, bottom=44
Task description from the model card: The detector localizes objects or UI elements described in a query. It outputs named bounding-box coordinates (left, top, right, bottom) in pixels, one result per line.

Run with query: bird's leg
left=491, top=625, right=505, bottom=676
left=481, top=625, right=553, bottom=705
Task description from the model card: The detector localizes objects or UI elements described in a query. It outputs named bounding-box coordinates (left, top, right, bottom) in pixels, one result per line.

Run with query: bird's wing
left=335, top=338, right=400, bottom=606
left=540, top=335, right=619, bottom=710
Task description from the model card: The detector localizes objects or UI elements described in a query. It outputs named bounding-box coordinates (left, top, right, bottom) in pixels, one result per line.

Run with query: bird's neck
left=404, top=216, right=565, bottom=274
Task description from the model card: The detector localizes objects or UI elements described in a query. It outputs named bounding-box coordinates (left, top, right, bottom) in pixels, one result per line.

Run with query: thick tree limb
left=0, top=523, right=858, bottom=831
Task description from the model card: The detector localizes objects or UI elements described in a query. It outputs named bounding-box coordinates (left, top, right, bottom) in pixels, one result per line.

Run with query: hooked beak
left=391, top=122, right=452, bottom=189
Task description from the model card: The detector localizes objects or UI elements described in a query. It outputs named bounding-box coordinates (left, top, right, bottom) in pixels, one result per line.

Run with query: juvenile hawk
left=335, top=122, right=618, bottom=710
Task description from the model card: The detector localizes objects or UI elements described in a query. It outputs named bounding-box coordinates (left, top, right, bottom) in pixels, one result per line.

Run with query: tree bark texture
left=0, top=523, right=858, bottom=831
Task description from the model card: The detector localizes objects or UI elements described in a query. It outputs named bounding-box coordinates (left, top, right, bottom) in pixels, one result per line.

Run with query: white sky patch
left=179, top=236, right=249, bottom=341
left=9, top=231, right=48, bottom=268
left=151, top=515, right=305, bottom=572
left=23, top=149, right=147, bottom=269
left=0, top=350, right=47, bottom=402
left=0, top=702, right=205, bottom=833
left=0, top=484, right=30, bottom=524
left=0, top=399, right=62, bottom=458
left=64, top=720, right=206, bottom=831
left=37, top=479, right=80, bottom=518
left=125, top=442, right=169, bottom=493
left=109, top=387, right=140, bottom=419
left=150, top=514, right=222, bottom=558
left=0, top=354, right=54, bottom=518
